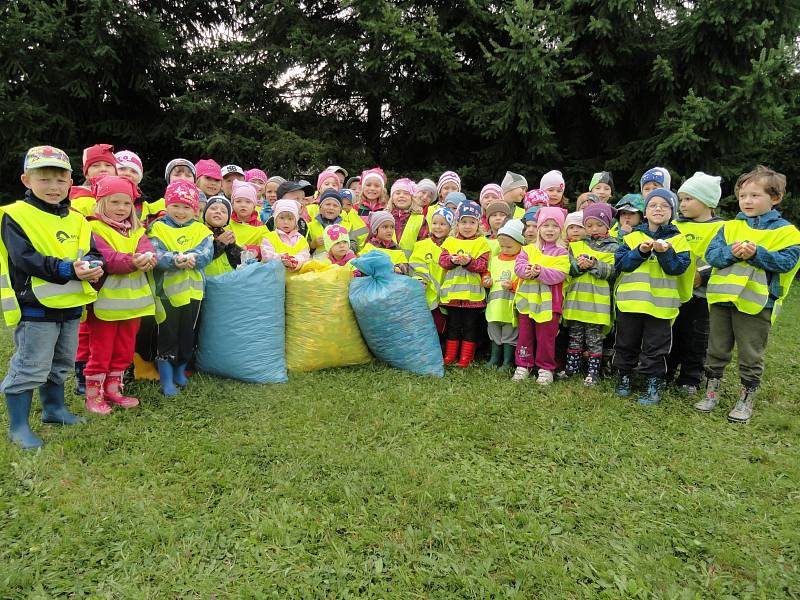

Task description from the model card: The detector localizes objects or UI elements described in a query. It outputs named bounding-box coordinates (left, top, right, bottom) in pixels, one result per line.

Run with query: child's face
left=197, top=175, right=222, bottom=197
left=376, top=221, right=395, bottom=242
left=319, top=175, right=339, bottom=194
left=363, top=179, right=383, bottom=200
left=264, top=182, right=279, bottom=204
left=283, top=190, right=305, bottom=204
left=102, top=193, right=134, bottom=222
left=738, top=179, right=778, bottom=217
left=330, top=240, right=349, bottom=260
left=204, top=203, right=229, bottom=228
left=222, top=173, right=244, bottom=198
left=349, top=181, right=361, bottom=196
left=117, top=166, right=142, bottom=185
left=498, top=235, right=522, bottom=256
left=430, top=215, right=451, bottom=240
left=641, top=181, right=661, bottom=197
left=457, top=216, right=479, bottom=238
left=545, top=187, right=564, bottom=206
left=342, top=197, right=353, bottom=212
left=391, top=190, right=412, bottom=210
left=591, top=183, right=612, bottom=202
left=169, top=166, right=195, bottom=183
left=275, top=211, right=297, bottom=233
left=566, top=224, right=585, bottom=242
left=21, top=168, right=72, bottom=205
left=538, top=219, right=562, bottom=243
left=86, top=161, right=116, bottom=179
left=678, top=193, right=710, bottom=220
left=523, top=222, right=538, bottom=244
left=166, top=202, right=194, bottom=224
left=584, top=218, right=609, bottom=238
left=618, top=210, right=641, bottom=231
left=505, top=187, right=526, bottom=204
left=417, top=190, right=434, bottom=207
left=645, top=199, right=672, bottom=226
left=438, top=182, right=460, bottom=203
left=319, top=199, right=341, bottom=220
left=250, top=178, right=266, bottom=196
left=488, top=211, right=507, bottom=233
left=233, top=197, right=255, bottom=220
left=480, top=192, right=501, bottom=208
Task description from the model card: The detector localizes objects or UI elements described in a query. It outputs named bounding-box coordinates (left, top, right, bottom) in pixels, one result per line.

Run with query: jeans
left=1, top=319, right=79, bottom=394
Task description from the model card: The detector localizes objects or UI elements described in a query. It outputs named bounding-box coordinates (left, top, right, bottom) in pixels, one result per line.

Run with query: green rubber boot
left=485, top=342, right=502, bottom=368
left=499, top=344, right=516, bottom=372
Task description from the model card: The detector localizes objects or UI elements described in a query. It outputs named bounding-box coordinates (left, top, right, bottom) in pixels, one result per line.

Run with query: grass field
left=1, top=294, right=799, bottom=599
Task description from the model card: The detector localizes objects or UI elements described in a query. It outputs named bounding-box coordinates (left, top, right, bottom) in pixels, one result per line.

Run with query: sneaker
left=727, top=387, right=756, bottom=423
left=583, top=373, right=599, bottom=387
left=694, top=378, right=721, bottom=413
left=677, top=384, right=699, bottom=395
left=536, top=369, right=554, bottom=385
left=511, top=367, right=530, bottom=381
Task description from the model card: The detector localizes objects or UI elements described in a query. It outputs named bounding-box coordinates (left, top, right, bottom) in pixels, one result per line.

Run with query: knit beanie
left=456, top=200, right=482, bottom=222
left=82, top=144, right=117, bottom=176
left=615, top=193, right=645, bottom=213
left=485, top=199, right=512, bottom=218
left=317, top=170, right=341, bottom=190
left=369, top=210, right=395, bottom=234
left=416, top=178, right=437, bottom=198
left=164, top=158, right=196, bottom=183
left=677, top=171, right=722, bottom=208
left=497, top=219, right=525, bottom=245
left=644, top=189, right=678, bottom=219
left=361, top=167, right=386, bottom=187
left=319, top=189, right=343, bottom=206
left=539, top=169, right=565, bottom=191
left=501, top=171, right=528, bottom=193
left=231, top=180, right=258, bottom=204
left=640, top=166, right=672, bottom=192
left=444, top=191, right=466, bottom=208
left=245, top=168, right=268, bottom=184
left=523, top=206, right=541, bottom=223
left=267, top=175, right=286, bottom=186
left=323, top=224, right=350, bottom=251
left=272, top=199, right=299, bottom=221
left=479, top=183, right=504, bottom=204
left=165, top=180, right=199, bottom=211
left=390, top=177, right=417, bottom=197
left=195, top=159, right=223, bottom=181
left=437, top=171, right=461, bottom=195
left=564, top=211, right=584, bottom=230
left=582, top=203, right=617, bottom=228
left=203, top=195, right=232, bottom=226
left=589, top=171, right=614, bottom=194
left=536, top=206, right=567, bottom=230
left=92, top=175, right=138, bottom=201
left=524, top=189, right=550, bottom=209
left=432, top=206, right=455, bottom=227
left=114, top=150, right=143, bottom=179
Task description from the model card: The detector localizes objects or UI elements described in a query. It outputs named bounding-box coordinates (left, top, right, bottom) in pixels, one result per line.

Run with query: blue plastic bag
left=197, top=262, right=287, bottom=383
left=349, top=252, right=443, bottom=377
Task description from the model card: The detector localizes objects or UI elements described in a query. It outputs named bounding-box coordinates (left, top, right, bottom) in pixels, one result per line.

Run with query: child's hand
left=132, top=252, right=156, bottom=271
left=693, top=271, right=702, bottom=288
left=639, top=240, right=654, bottom=253
left=531, top=264, right=542, bottom=277
left=482, top=274, right=493, bottom=287
left=501, top=280, right=513, bottom=290
left=314, top=236, right=323, bottom=249
left=732, top=241, right=756, bottom=260
left=576, top=255, right=594, bottom=270
left=522, top=264, right=534, bottom=278
left=216, top=230, right=235, bottom=245
left=451, top=254, right=467, bottom=266
left=411, top=194, right=424, bottom=213
left=74, top=260, right=103, bottom=282
left=185, top=253, right=197, bottom=268
left=653, top=239, right=671, bottom=253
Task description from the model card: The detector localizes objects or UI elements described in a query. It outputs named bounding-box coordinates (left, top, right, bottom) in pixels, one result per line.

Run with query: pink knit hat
left=524, top=189, right=550, bottom=209
left=231, top=180, right=258, bottom=204
left=317, top=170, right=341, bottom=190
left=479, top=183, right=503, bottom=204
left=272, top=199, right=299, bottom=221
left=114, top=150, right=143, bottom=179
left=245, top=168, right=268, bottom=184
left=390, top=177, right=417, bottom=196
left=92, top=175, right=139, bottom=201
left=536, top=206, right=567, bottom=230
left=165, top=180, right=199, bottom=211
left=194, top=159, right=222, bottom=180
left=539, top=170, right=565, bottom=191
left=82, top=144, right=117, bottom=176
left=437, top=171, right=461, bottom=195
left=360, top=167, right=386, bottom=187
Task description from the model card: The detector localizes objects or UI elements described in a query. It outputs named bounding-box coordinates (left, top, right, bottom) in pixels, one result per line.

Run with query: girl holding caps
left=228, top=180, right=267, bottom=260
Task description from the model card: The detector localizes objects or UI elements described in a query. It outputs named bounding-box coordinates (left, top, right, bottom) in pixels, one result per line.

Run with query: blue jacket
left=615, top=222, right=691, bottom=276
left=705, top=209, right=800, bottom=308
left=148, top=216, right=214, bottom=299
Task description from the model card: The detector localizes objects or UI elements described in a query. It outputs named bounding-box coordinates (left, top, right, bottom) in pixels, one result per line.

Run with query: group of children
left=2, top=144, right=798, bottom=450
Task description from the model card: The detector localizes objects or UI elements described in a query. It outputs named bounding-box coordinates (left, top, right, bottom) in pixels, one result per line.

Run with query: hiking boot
left=616, top=374, right=632, bottom=397
left=638, top=376, right=664, bottom=406
left=694, top=378, right=721, bottom=413
left=727, top=386, right=757, bottom=424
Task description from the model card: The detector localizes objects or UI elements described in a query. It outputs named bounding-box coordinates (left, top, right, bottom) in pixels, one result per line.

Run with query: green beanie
left=677, top=171, right=722, bottom=208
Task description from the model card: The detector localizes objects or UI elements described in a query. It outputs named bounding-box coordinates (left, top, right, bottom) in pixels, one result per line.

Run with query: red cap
left=82, top=144, right=117, bottom=176
left=92, top=175, right=139, bottom=201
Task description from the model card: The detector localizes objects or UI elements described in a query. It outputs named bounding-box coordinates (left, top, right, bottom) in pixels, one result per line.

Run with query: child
left=479, top=183, right=504, bottom=210
left=540, top=170, right=566, bottom=208
left=613, top=189, right=690, bottom=405
left=640, top=166, right=671, bottom=197
left=317, top=224, right=356, bottom=266
left=307, top=189, right=351, bottom=254
left=389, top=178, right=428, bottom=251
left=266, top=181, right=309, bottom=238
left=84, top=176, right=157, bottom=414
left=409, top=206, right=454, bottom=335
left=261, top=175, right=285, bottom=223
left=203, top=195, right=242, bottom=276
left=357, top=168, right=388, bottom=221
left=1, top=146, right=103, bottom=448
left=244, top=168, right=268, bottom=206
left=71, top=144, right=119, bottom=217
left=564, top=211, right=586, bottom=242
left=317, top=170, right=341, bottom=195
left=221, top=164, right=245, bottom=199
left=613, top=194, right=645, bottom=238
left=502, top=171, right=528, bottom=218
left=261, top=199, right=311, bottom=272
left=513, top=207, right=569, bottom=384
left=359, top=210, right=409, bottom=274
left=194, top=159, right=223, bottom=210
left=667, top=172, right=725, bottom=396
left=702, top=166, right=800, bottom=422
left=562, top=204, right=619, bottom=386
left=437, top=171, right=462, bottom=206
left=522, top=206, right=540, bottom=244
left=576, top=192, right=601, bottom=212
left=148, top=181, right=214, bottom=396
left=588, top=172, right=614, bottom=203
left=416, top=178, right=438, bottom=209
left=339, top=189, right=370, bottom=250
left=346, top=176, right=361, bottom=198
left=115, top=150, right=162, bottom=224
left=484, top=199, right=512, bottom=255
left=165, top=158, right=196, bottom=184
left=483, top=219, right=524, bottom=371
left=444, top=192, right=465, bottom=211
left=324, top=165, right=348, bottom=187
left=229, top=180, right=267, bottom=258
left=439, top=200, right=491, bottom=367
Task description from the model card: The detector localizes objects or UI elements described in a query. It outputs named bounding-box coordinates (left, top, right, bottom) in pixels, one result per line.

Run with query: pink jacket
left=91, top=223, right=154, bottom=276
left=438, top=235, right=491, bottom=308
left=260, top=229, right=311, bottom=271
left=515, top=241, right=568, bottom=313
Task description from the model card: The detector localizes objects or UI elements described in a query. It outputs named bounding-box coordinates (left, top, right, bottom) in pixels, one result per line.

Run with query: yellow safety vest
left=205, top=252, right=233, bottom=277
left=615, top=231, right=690, bottom=320
left=487, top=237, right=500, bottom=257
left=513, top=205, right=525, bottom=219
left=485, top=253, right=518, bottom=325
left=706, top=219, right=800, bottom=323
left=228, top=219, right=268, bottom=247
left=439, top=236, right=491, bottom=304
left=674, top=219, right=726, bottom=301
left=398, top=213, right=425, bottom=252
left=141, top=198, right=166, bottom=222
left=345, top=209, right=369, bottom=250
left=90, top=221, right=156, bottom=321
left=307, top=216, right=351, bottom=249
left=148, top=220, right=211, bottom=307
left=514, top=244, right=570, bottom=323
left=0, top=201, right=98, bottom=326
left=71, top=194, right=96, bottom=217
left=359, top=243, right=410, bottom=267
left=409, top=238, right=446, bottom=309
left=562, top=240, right=615, bottom=327
left=263, top=229, right=310, bottom=257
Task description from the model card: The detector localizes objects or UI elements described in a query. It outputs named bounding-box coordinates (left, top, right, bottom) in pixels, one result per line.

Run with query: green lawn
left=1, top=294, right=799, bottom=599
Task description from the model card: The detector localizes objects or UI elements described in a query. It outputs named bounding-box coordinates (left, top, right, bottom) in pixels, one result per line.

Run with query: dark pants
left=157, top=299, right=201, bottom=364
left=613, top=311, right=673, bottom=377
left=445, top=306, right=483, bottom=343
left=666, top=296, right=709, bottom=387
left=136, top=315, right=159, bottom=361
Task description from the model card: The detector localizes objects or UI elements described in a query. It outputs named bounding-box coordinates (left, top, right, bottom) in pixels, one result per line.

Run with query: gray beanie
left=501, top=171, right=528, bottom=193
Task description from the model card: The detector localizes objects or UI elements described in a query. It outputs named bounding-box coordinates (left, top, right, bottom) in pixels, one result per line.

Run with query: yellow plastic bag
left=285, top=261, right=371, bottom=371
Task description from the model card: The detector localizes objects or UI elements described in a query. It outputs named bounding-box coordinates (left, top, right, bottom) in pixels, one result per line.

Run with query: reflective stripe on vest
left=409, top=238, right=445, bottom=309
left=706, top=220, right=800, bottom=322
left=439, top=236, right=490, bottom=304
left=148, top=219, right=211, bottom=307
left=562, top=240, right=615, bottom=326
left=514, top=244, right=569, bottom=323
left=674, top=219, right=726, bottom=301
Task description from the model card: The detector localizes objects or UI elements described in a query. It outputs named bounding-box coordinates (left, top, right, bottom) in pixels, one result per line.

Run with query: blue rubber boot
left=638, top=376, right=664, bottom=406
left=616, top=373, right=633, bottom=397
left=173, top=363, right=188, bottom=387
left=40, top=382, right=86, bottom=425
left=156, top=360, right=177, bottom=397
left=5, top=391, right=43, bottom=449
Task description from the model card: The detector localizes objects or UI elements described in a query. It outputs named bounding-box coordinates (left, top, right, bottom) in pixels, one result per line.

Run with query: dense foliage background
left=2, top=0, right=799, bottom=217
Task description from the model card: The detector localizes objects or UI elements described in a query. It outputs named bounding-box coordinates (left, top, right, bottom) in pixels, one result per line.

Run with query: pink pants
left=84, top=312, right=141, bottom=376
left=515, top=313, right=559, bottom=370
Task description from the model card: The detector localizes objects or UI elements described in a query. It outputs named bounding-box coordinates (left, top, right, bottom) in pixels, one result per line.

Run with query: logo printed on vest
left=425, top=253, right=433, bottom=261
left=55, top=230, right=77, bottom=243
left=177, top=235, right=188, bottom=245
